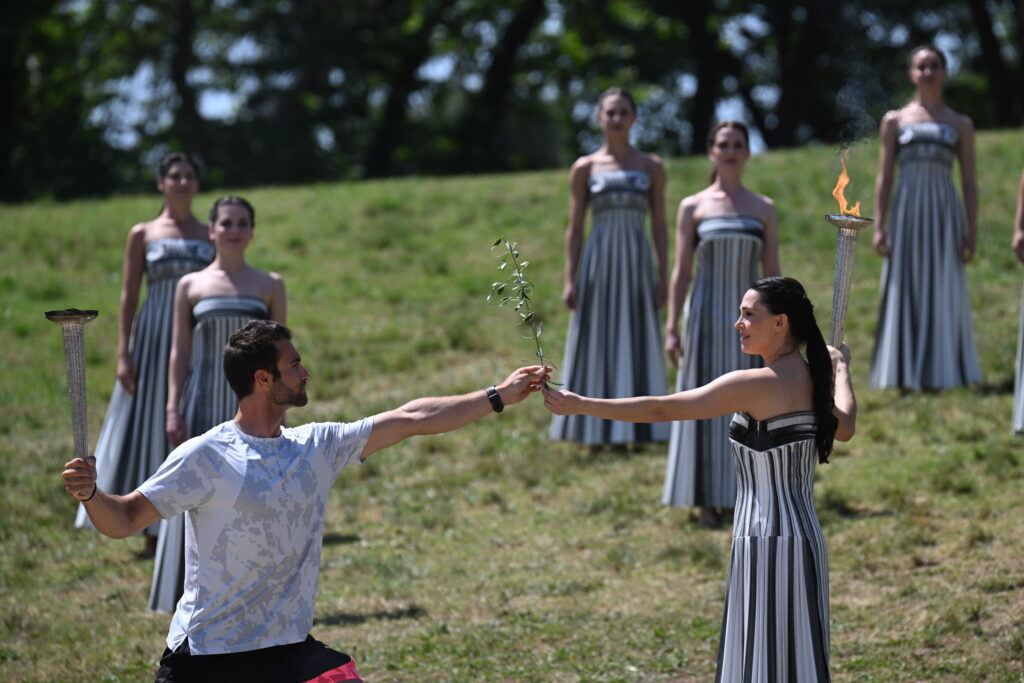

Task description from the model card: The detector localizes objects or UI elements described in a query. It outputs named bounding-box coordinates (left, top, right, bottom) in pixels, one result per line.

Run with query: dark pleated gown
left=717, top=412, right=830, bottom=682
left=663, top=215, right=763, bottom=508
left=550, top=169, right=669, bottom=444
left=870, top=122, right=980, bottom=389
left=76, top=238, right=213, bottom=536
left=149, top=295, right=269, bottom=613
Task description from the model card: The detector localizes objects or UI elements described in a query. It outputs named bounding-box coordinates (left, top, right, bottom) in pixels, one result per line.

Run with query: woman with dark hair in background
left=1012, top=172, right=1024, bottom=433
left=149, top=195, right=286, bottom=613
left=871, top=44, right=981, bottom=389
left=662, top=121, right=780, bottom=529
left=544, top=277, right=856, bottom=681
left=75, top=153, right=213, bottom=557
left=550, top=87, right=670, bottom=447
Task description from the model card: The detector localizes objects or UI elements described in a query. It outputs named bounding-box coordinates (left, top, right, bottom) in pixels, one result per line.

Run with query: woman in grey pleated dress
left=871, top=45, right=981, bottom=389
left=544, top=277, right=857, bottom=681
left=150, top=195, right=286, bottom=612
left=1012, top=172, right=1024, bottom=433
left=551, top=87, right=669, bottom=445
left=663, top=121, right=780, bottom=529
left=75, top=154, right=213, bottom=557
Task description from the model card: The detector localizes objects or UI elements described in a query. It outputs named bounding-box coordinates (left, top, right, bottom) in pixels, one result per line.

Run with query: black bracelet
left=82, top=484, right=97, bottom=502
left=485, top=385, right=504, bottom=413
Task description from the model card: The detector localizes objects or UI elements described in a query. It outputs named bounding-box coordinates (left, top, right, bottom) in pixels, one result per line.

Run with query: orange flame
left=832, top=149, right=861, bottom=216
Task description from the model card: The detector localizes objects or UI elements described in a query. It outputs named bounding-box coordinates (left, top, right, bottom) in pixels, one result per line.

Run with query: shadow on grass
left=314, top=605, right=427, bottom=627
left=972, top=378, right=1015, bottom=396
left=323, top=533, right=360, bottom=546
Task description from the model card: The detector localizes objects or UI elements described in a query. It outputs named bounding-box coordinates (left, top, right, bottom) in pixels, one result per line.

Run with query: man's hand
left=63, top=456, right=97, bottom=501
left=495, top=365, right=551, bottom=406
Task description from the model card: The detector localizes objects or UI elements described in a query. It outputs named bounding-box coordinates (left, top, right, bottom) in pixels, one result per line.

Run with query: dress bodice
left=191, top=295, right=269, bottom=324
left=728, top=411, right=820, bottom=539
left=145, top=238, right=214, bottom=283
left=588, top=169, right=651, bottom=214
left=897, top=121, right=958, bottom=168
left=694, top=214, right=764, bottom=247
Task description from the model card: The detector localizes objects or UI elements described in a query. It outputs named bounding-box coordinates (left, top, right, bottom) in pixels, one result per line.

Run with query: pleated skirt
left=149, top=299, right=267, bottom=612
left=664, top=226, right=762, bottom=507
left=550, top=214, right=668, bottom=444
left=870, top=159, right=980, bottom=389
left=1014, top=284, right=1024, bottom=434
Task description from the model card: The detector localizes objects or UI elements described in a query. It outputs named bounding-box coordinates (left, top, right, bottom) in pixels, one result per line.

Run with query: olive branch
left=488, top=237, right=556, bottom=380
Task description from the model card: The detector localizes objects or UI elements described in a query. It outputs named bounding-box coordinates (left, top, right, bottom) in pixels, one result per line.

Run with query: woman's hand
left=872, top=229, right=889, bottom=257
left=828, top=343, right=851, bottom=374
left=116, top=355, right=137, bottom=395
left=654, top=278, right=668, bottom=309
left=1013, top=230, right=1024, bottom=265
left=962, top=231, right=977, bottom=263
left=562, top=281, right=577, bottom=310
left=665, top=330, right=683, bottom=368
left=166, top=407, right=187, bottom=447
left=543, top=386, right=582, bottom=415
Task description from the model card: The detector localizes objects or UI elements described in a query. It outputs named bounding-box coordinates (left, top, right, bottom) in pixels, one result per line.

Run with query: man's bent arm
left=361, top=365, right=547, bottom=459
left=62, top=457, right=162, bottom=538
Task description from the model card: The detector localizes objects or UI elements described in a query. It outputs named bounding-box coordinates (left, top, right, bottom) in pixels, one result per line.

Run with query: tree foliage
left=4, top=0, right=1022, bottom=201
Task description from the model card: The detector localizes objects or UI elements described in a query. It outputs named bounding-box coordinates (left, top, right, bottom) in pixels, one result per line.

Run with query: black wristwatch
left=486, top=385, right=504, bottom=413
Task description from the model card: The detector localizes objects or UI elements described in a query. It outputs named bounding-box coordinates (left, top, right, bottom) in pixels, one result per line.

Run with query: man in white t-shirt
left=62, top=320, right=549, bottom=682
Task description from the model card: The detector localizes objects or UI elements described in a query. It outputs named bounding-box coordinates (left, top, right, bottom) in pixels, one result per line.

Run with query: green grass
left=2, top=129, right=1024, bottom=681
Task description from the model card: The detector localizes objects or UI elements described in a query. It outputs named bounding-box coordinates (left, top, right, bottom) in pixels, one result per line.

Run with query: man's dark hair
left=224, top=320, right=293, bottom=400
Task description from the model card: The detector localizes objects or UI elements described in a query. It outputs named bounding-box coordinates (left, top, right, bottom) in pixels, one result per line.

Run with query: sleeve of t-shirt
left=325, top=417, right=373, bottom=477
left=137, top=438, right=219, bottom=519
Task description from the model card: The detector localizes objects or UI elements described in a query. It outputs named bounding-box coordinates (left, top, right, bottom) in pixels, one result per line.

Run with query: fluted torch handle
left=824, top=216, right=871, bottom=347
left=46, top=309, right=98, bottom=500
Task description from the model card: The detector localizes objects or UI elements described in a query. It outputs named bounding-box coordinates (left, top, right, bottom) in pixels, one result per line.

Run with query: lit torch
left=824, top=149, right=873, bottom=346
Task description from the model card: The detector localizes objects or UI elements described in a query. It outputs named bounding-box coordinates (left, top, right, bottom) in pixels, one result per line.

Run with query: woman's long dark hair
left=750, top=276, right=838, bottom=463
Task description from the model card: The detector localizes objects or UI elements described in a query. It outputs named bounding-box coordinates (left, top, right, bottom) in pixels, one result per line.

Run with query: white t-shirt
left=138, top=418, right=372, bottom=655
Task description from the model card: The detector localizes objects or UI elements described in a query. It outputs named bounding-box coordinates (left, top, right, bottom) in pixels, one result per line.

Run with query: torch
left=824, top=150, right=873, bottom=346
left=46, top=308, right=98, bottom=499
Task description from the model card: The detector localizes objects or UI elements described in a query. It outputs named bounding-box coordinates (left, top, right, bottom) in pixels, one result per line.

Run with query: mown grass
left=2, top=128, right=1023, bottom=681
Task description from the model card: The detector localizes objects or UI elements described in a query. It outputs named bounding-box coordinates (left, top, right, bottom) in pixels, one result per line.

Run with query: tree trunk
left=966, top=0, right=1017, bottom=125
left=170, top=0, right=202, bottom=151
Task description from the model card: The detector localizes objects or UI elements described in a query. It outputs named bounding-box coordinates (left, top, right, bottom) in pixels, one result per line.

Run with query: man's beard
left=271, top=381, right=308, bottom=407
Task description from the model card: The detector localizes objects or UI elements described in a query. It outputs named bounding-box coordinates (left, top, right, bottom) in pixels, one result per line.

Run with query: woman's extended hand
left=543, top=386, right=582, bottom=415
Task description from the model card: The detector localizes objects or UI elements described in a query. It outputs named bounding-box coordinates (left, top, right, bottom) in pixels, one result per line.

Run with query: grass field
left=1, top=129, right=1023, bottom=681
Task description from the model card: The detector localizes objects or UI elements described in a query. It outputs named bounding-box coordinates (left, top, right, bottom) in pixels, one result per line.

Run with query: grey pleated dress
left=1015, top=287, right=1024, bottom=433
left=550, top=169, right=669, bottom=444
left=76, top=238, right=213, bottom=536
left=149, top=294, right=269, bottom=613
left=663, top=216, right=764, bottom=508
left=717, top=411, right=830, bottom=682
left=870, top=122, right=980, bottom=389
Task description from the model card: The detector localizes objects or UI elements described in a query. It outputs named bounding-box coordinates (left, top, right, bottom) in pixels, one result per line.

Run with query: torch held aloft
left=824, top=215, right=872, bottom=346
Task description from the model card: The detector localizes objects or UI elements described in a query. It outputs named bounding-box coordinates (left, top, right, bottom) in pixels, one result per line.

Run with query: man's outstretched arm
left=62, top=457, right=162, bottom=538
left=361, top=365, right=548, bottom=459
